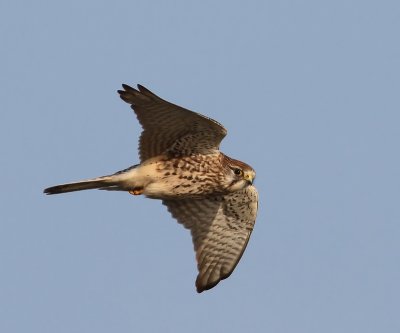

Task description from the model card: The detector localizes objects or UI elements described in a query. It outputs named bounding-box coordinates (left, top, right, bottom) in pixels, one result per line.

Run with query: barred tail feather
left=43, top=176, right=119, bottom=195
left=44, top=164, right=139, bottom=195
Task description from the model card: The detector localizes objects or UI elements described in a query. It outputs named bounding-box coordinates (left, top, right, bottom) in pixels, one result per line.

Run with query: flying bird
left=44, top=84, right=258, bottom=292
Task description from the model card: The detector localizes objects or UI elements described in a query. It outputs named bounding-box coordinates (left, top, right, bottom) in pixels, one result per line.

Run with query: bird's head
left=223, top=155, right=256, bottom=192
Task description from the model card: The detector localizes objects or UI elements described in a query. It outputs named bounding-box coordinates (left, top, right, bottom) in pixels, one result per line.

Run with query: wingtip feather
left=121, top=83, right=135, bottom=91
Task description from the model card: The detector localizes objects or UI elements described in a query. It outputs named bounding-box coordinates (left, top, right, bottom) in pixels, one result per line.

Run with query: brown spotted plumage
left=44, top=84, right=259, bottom=292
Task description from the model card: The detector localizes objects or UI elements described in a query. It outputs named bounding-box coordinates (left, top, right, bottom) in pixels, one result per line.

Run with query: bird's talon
left=129, top=188, right=144, bottom=195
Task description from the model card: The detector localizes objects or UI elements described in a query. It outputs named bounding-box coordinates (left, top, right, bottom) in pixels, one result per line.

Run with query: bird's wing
left=163, top=185, right=258, bottom=292
left=118, top=84, right=227, bottom=162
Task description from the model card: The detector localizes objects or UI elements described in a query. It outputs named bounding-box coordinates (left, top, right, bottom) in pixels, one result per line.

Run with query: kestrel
left=44, top=84, right=258, bottom=292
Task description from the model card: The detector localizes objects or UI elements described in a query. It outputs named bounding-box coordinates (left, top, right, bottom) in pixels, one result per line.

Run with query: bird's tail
left=44, top=165, right=138, bottom=195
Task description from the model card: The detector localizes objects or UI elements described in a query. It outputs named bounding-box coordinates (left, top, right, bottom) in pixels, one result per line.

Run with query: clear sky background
left=1, top=1, right=399, bottom=332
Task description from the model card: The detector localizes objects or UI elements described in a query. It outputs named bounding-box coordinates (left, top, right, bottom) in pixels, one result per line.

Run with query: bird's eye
left=234, top=168, right=243, bottom=176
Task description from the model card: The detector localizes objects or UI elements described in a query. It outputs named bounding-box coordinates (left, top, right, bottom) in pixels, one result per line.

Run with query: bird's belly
left=136, top=156, right=225, bottom=199
left=143, top=175, right=221, bottom=199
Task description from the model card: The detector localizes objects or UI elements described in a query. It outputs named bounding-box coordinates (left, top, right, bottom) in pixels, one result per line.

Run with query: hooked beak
left=244, top=171, right=255, bottom=185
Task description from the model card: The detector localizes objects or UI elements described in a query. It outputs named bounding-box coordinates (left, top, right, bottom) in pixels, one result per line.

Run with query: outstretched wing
left=118, top=84, right=227, bottom=162
left=163, top=186, right=258, bottom=292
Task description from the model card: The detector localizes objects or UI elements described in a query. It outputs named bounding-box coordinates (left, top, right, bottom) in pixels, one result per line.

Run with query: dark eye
left=234, top=168, right=243, bottom=175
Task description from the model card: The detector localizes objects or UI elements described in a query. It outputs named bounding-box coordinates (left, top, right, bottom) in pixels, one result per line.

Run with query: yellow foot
left=129, top=188, right=144, bottom=196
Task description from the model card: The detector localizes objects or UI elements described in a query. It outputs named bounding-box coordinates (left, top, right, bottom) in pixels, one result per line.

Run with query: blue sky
left=1, top=1, right=399, bottom=332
